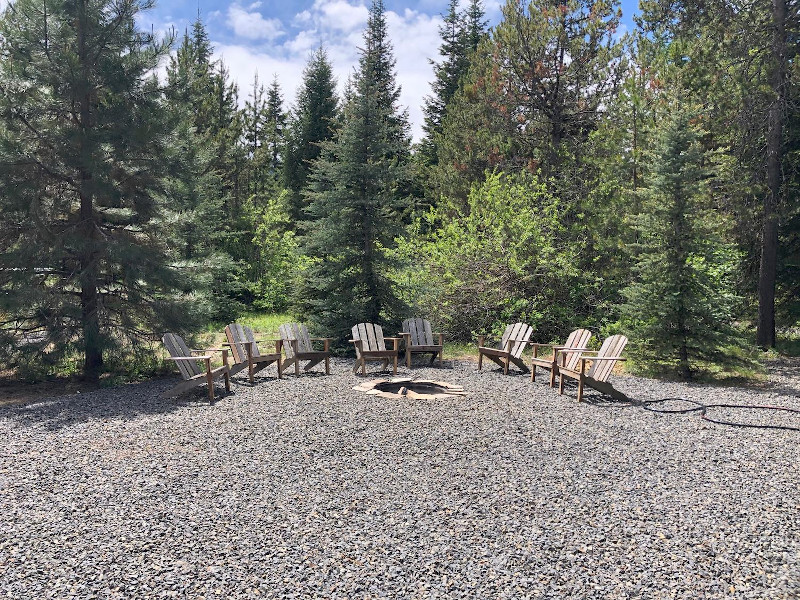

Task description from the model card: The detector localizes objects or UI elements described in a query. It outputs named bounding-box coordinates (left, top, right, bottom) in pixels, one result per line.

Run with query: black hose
left=640, top=398, right=800, bottom=432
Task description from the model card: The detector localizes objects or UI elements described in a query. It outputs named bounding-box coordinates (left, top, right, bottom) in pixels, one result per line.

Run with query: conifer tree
left=264, top=76, right=287, bottom=175
left=420, top=0, right=486, bottom=165
left=0, top=0, right=198, bottom=380
left=300, top=0, right=412, bottom=340
left=621, top=108, right=742, bottom=380
left=284, top=48, right=339, bottom=223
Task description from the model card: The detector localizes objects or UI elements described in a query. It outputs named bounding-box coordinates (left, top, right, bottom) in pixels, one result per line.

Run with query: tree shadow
left=0, top=377, right=238, bottom=432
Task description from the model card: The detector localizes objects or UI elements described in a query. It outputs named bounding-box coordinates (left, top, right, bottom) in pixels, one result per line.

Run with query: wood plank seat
left=161, top=333, right=230, bottom=403
left=558, top=334, right=628, bottom=402
left=530, top=328, right=592, bottom=387
left=350, top=322, right=400, bottom=376
left=278, top=322, right=332, bottom=376
left=477, top=322, right=533, bottom=375
left=399, top=318, right=444, bottom=368
left=224, top=323, right=282, bottom=384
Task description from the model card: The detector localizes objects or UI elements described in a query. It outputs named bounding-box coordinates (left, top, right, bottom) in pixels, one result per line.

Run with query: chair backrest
left=587, top=334, right=628, bottom=382
left=499, top=323, right=533, bottom=359
left=279, top=323, right=313, bottom=359
left=351, top=323, right=386, bottom=357
left=402, top=318, right=434, bottom=347
left=560, top=328, right=593, bottom=371
left=162, top=333, right=201, bottom=380
left=225, top=323, right=261, bottom=365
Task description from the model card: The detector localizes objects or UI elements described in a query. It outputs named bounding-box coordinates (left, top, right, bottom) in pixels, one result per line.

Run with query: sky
left=141, top=0, right=640, bottom=142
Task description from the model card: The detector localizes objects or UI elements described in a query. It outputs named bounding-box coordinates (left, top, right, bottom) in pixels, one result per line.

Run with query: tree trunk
left=77, top=0, right=102, bottom=381
left=756, top=0, right=786, bottom=349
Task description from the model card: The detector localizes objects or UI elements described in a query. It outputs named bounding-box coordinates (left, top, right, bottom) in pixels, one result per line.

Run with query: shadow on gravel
left=0, top=378, right=235, bottom=432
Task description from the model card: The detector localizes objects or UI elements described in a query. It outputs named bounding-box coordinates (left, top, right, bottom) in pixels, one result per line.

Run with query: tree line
left=0, top=0, right=797, bottom=382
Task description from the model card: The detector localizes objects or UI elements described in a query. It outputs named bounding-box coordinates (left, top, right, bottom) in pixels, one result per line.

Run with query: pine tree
left=621, top=107, right=742, bottom=380
left=264, top=76, right=286, bottom=175
left=300, top=0, right=412, bottom=340
left=420, top=0, right=486, bottom=165
left=0, top=0, right=198, bottom=380
left=284, top=48, right=339, bottom=224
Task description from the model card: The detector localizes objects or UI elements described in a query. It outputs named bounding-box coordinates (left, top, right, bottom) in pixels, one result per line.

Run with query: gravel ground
left=1, top=357, right=798, bottom=599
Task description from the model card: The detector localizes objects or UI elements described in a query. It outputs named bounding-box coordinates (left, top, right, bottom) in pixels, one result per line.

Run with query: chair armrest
left=585, top=356, right=626, bottom=361
left=435, top=332, right=444, bottom=345
left=477, top=335, right=486, bottom=347
left=168, top=355, right=211, bottom=361
left=385, top=337, right=401, bottom=350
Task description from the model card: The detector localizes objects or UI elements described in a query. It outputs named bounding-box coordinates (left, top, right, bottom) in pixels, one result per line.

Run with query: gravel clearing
left=1, top=358, right=799, bottom=599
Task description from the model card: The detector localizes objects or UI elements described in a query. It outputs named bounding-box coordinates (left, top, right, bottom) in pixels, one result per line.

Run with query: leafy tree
left=300, top=0, right=412, bottom=341
left=621, top=108, right=743, bottom=379
left=284, top=48, right=339, bottom=224
left=0, top=0, right=199, bottom=380
left=395, top=171, right=583, bottom=342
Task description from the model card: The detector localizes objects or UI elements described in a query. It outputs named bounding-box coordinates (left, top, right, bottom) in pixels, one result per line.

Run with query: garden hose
left=640, top=398, right=800, bottom=432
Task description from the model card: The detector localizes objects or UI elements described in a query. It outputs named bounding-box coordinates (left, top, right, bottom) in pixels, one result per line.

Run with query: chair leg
left=248, top=360, right=254, bottom=384
left=438, top=351, right=442, bottom=367
left=362, top=358, right=366, bottom=375
left=577, top=376, right=584, bottom=402
left=407, top=349, right=411, bottom=368
left=504, top=355, right=509, bottom=375
left=277, top=359, right=283, bottom=379
left=224, top=371, right=230, bottom=393
left=206, top=371, right=214, bottom=403
left=531, top=365, right=536, bottom=382
left=478, top=351, right=483, bottom=370
left=393, top=355, right=397, bottom=375
left=295, top=357, right=300, bottom=376
left=549, top=366, right=556, bottom=388
left=325, top=356, right=330, bottom=375
left=559, top=373, right=564, bottom=395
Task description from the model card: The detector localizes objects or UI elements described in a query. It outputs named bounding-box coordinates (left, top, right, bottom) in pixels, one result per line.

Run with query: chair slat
left=373, top=324, right=386, bottom=351
left=422, top=319, right=434, bottom=346
left=588, top=335, right=628, bottom=382
left=296, top=323, right=312, bottom=354
left=561, top=328, right=592, bottom=371
left=162, top=333, right=201, bottom=379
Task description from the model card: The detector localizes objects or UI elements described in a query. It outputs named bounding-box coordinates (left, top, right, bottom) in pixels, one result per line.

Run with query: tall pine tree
left=284, top=48, right=339, bottom=224
left=621, top=107, right=742, bottom=379
left=300, top=0, right=412, bottom=340
left=0, top=0, right=198, bottom=380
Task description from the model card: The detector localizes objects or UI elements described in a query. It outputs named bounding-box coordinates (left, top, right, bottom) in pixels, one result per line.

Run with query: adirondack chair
left=477, top=322, right=533, bottom=375
left=224, top=323, right=282, bottom=384
left=399, top=318, right=444, bottom=368
left=350, top=323, right=400, bottom=375
left=557, top=334, right=628, bottom=402
left=530, top=328, right=593, bottom=387
left=278, top=323, right=332, bottom=376
left=161, top=333, right=231, bottom=403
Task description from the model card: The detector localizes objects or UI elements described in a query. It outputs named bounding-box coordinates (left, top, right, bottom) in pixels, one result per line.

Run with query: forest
left=0, top=0, right=797, bottom=384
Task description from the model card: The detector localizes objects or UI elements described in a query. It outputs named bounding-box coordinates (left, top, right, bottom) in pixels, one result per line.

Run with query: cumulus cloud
left=227, top=2, right=285, bottom=41
left=214, top=0, right=444, bottom=142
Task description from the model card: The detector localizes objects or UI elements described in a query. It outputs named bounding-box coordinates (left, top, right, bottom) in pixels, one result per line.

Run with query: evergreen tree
left=419, top=0, right=486, bottom=165
left=283, top=49, right=339, bottom=224
left=300, top=0, right=412, bottom=340
left=621, top=108, right=742, bottom=380
left=0, top=0, right=198, bottom=380
left=264, top=76, right=287, bottom=175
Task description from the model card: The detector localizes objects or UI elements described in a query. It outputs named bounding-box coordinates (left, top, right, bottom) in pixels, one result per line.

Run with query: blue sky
left=141, top=0, right=640, bottom=141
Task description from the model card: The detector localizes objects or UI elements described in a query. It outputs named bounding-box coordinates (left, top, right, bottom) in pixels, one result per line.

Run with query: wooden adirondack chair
left=557, top=334, right=628, bottom=402
left=530, top=328, right=592, bottom=387
left=350, top=323, right=400, bottom=375
left=477, top=322, right=533, bottom=375
left=278, top=323, right=332, bottom=376
left=399, top=318, right=444, bottom=368
left=224, top=323, right=282, bottom=384
left=161, top=333, right=231, bottom=403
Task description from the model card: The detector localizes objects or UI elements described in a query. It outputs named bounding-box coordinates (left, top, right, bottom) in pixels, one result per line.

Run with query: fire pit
left=353, top=377, right=466, bottom=400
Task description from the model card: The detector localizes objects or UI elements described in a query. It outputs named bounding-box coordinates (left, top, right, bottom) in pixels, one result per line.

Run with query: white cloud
left=214, top=0, right=444, bottom=142
left=227, top=3, right=285, bottom=41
